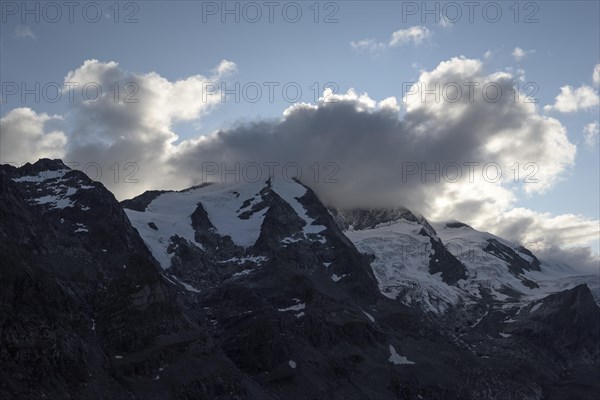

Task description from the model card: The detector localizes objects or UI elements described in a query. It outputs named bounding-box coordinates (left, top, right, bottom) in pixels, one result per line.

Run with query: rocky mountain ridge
left=1, top=159, right=598, bottom=399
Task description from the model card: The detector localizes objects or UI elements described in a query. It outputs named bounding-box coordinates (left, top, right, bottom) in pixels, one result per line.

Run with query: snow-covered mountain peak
left=338, top=206, right=598, bottom=313
left=5, top=159, right=102, bottom=216
left=123, top=179, right=328, bottom=270
left=6, top=159, right=596, bottom=314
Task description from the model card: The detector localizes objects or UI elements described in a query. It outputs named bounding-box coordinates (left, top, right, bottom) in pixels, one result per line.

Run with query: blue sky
left=1, top=1, right=599, bottom=258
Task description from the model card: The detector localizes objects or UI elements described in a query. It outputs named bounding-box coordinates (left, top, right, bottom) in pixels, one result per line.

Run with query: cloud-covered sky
left=1, top=1, right=598, bottom=271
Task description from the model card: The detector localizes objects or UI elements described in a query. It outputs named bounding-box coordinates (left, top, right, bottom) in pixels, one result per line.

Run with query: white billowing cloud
left=62, top=59, right=238, bottom=196
left=1, top=57, right=597, bottom=259
left=0, top=108, right=66, bottom=164
left=213, top=59, right=237, bottom=77
left=512, top=47, right=535, bottom=61
left=283, top=89, right=401, bottom=115
left=401, top=57, right=575, bottom=197
left=593, top=64, right=600, bottom=86
left=377, top=96, right=400, bottom=112
left=584, top=121, right=599, bottom=147
left=351, top=26, right=431, bottom=53
left=389, top=26, right=432, bottom=46
left=1, top=59, right=236, bottom=198
left=480, top=207, right=599, bottom=254
left=544, top=85, right=599, bottom=113
left=14, top=25, right=36, bottom=39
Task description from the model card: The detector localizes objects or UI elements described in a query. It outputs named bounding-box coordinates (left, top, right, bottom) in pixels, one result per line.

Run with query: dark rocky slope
left=1, top=159, right=598, bottom=399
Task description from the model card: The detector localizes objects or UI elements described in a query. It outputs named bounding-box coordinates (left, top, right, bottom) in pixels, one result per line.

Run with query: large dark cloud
left=172, top=58, right=575, bottom=217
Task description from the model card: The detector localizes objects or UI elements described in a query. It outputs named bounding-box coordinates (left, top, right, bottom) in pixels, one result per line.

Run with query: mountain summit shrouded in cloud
left=1, top=57, right=597, bottom=268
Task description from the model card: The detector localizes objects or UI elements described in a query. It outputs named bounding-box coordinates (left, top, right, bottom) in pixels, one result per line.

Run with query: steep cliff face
left=0, top=160, right=262, bottom=400
left=1, top=159, right=598, bottom=399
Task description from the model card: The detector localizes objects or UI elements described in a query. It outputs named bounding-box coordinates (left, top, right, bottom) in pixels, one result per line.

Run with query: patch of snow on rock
left=388, top=345, right=415, bottom=365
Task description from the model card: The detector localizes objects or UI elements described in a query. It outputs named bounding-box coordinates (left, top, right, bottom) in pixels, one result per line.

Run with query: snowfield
left=123, top=179, right=598, bottom=311
left=124, top=180, right=324, bottom=269
left=388, top=345, right=415, bottom=365
left=346, top=215, right=599, bottom=313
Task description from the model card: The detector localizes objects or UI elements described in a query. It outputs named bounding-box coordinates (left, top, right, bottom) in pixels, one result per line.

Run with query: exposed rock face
left=120, top=190, right=174, bottom=212
left=484, top=238, right=542, bottom=274
left=425, top=235, right=468, bottom=285
left=1, top=159, right=599, bottom=399
left=0, top=160, right=260, bottom=399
